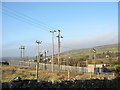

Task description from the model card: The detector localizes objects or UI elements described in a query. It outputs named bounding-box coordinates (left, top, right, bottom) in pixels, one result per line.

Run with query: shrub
left=116, top=66, right=120, bottom=72
left=11, top=69, right=16, bottom=74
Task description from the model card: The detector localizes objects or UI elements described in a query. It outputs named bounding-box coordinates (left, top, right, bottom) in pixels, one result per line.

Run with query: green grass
left=61, top=44, right=118, bottom=58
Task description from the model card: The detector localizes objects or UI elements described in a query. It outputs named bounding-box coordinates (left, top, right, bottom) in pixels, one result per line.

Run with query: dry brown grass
left=2, top=65, right=79, bottom=82
left=1, top=65, right=116, bottom=82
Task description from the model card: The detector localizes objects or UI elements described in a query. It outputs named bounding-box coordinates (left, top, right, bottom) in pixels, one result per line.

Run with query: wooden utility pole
left=85, top=59, right=88, bottom=74
left=50, top=30, right=56, bottom=72
left=67, top=57, right=70, bottom=80
left=68, top=69, right=70, bottom=80
left=58, top=30, right=60, bottom=69
left=36, top=40, right=42, bottom=82
left=44, top=50, right=48, bottom=63
left=94, top=54, right=96, bottom=68
left=19, top=46, right=25, bottom=66
left=93, top=48, right=96, bottom=74
left=19, top=46, right=22, bottom=61
left=57, top=30, right=63, bottom=71
left=19, top=46, right=22, bottom=66
left=23, top=46, right=25, bottom=61
left=86, top=59, right=88, bottom=67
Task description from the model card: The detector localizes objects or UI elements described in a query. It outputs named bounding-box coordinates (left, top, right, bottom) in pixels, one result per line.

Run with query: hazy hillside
left=61, top=44, right=118, bottom=58
left=2, top=44, right=119, bottom=61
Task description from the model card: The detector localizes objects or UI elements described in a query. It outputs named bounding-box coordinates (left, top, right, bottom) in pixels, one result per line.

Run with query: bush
left=116, top=66, right=120, bottom=72
left=11, top=69, right=16, bottom=74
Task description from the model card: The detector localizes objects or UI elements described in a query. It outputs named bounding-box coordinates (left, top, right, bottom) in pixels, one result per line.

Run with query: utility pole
left=93, top=48, right=96, bottom=74
left=23, top=46, right=25, bottom=61
left=56, top=30, right=63, bottom=71
left=19, top=46, right=22, bottom=66
left=106, top=50, right=110, bottom=65
left=44, top=50, right=48, bottom=62
left=19, top=46, right=25, bottom=61
left=68, top=69, right=70, bottom=80
left=68, top=57, right=70, bottom=80
left=86, top=59, right=88, bottom=67
left=19, top=46, right=22, bottom=61
left=50, top=30, right=56, bottom=72
left=36, top=40, right=42, bottom=82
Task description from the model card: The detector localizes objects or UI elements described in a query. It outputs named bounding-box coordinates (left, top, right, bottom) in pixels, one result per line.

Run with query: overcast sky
left=1, top=2, right=118, bottom=58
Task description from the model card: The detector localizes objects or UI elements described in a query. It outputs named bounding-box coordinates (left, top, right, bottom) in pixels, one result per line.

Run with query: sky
left=1, top=0, right=119, bottom=2
left=1, top=2, right=118, bottom=58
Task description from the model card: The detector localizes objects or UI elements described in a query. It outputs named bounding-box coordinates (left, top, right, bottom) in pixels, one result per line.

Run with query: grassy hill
left=56, top=43, right=119, bottom=66
left=61, top=43, right=118, bottom=58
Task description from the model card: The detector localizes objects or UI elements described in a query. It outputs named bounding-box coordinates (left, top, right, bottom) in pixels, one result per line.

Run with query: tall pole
left=52, top=32, right=54, bottom=71
left=94, top=54, right=96, bottom=67
left=93, top=48, right=96, bottom=74
left=58, top=30, right=60, bottom=71
left=19, top=46, right=22, bottom=61
left=86, top=59, right=87, bottom=66
left=50, top=30, right=56, bottom=72
left=19, top=46, right=25, bottom=66
left=68, top=57, right=70, bottom=80
left=58, top=30, right=60, bottom=67
left=36, top=40, right=42, bottom=82
left=106, top=50, right=110, bottom=65
left=22, top=46, right=25, bottom=61
left=86, top=58, right=88, bottom=73
left=57, top=30, right=63, bottom=71
left=45, top=52, right=46, bottom=60
left=19, top=46, right=25, bottom=61
left=19, top=46, right=22, bottom=66
left=44, top=50, right=48, bottom=63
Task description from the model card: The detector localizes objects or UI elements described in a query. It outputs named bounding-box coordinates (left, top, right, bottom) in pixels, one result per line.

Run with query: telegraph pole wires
left=36, top=40, right=42, bottom=82
left=56, top=30, right=63, bottom=71
left=50, top=30, right=56, bottom=72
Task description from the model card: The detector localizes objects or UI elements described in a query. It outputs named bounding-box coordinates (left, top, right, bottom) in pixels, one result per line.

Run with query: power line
left=1, top=12, right=50, bottom=33
left=2, top=8, right=52, bottom=31
left=1, top=5, right=77, bottom=50
left=1, top=5, right=79, bottom=55
left=1, top=9, right=51, bottom=33
left=2, top=4, right=58, bottom=30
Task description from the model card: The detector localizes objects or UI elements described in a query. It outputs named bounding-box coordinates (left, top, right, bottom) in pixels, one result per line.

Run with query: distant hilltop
left=2, top=43, right=119, bottom=61
left=61, top=43, right=118, bottom=58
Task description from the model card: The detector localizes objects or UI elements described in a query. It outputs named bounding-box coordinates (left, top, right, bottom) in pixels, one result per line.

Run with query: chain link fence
left=8, top=60, right=86, bottom=74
